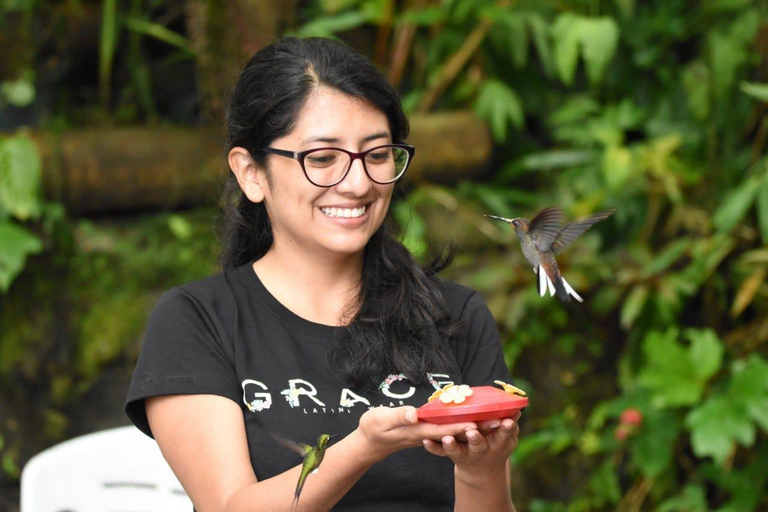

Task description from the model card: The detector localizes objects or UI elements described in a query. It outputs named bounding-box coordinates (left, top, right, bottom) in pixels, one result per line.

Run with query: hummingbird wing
left=550, top=209, right=615, bottom=255
left=270, top=432, right=313, bottom=457
left=527, top=207, right=565, bottom=252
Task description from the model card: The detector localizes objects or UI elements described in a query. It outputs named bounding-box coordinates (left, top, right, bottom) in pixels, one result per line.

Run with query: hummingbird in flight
left=271, top=432, right=332, bottom=509
left=486, top=207, right=615, bottom=302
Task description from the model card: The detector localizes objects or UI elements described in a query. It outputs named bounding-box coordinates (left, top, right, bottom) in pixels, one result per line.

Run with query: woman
left=125, top=37, right=519, bottom=511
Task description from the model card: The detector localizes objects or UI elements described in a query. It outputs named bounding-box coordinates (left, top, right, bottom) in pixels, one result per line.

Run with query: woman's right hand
left=354, top=406, right=478, bottom=463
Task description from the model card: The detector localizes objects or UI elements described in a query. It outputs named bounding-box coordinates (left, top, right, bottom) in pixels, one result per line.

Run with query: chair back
left=21, top=426, right=192, bottom=512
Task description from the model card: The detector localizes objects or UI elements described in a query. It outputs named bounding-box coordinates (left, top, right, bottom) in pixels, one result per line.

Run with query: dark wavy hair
left=221, top=37, right=454, bottom=388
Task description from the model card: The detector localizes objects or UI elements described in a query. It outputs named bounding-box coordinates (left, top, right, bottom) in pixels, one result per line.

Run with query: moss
left=74, top=291, right=154, bottom=387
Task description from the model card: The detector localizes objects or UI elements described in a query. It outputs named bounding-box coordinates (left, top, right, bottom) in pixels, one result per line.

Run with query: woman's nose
left=336, top=156, right=372, bottom=194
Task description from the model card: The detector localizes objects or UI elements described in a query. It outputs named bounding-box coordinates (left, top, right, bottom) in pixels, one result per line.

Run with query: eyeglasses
left=261, top=144, right=415, bottom=187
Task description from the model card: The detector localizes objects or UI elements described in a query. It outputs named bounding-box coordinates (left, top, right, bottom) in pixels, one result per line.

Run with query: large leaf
left=579, top=17, right=620, bottom=86
left=638, top=329, right=723, bottom=407
left=551, top=14, right=619, bottom=87
left=551, top=13, right=581, bottom=86
left=686, top=396, right=754, bottom=465
left=0, top=221, right=43, bottom=292
left=0, top=134, right=43, bottom=220
left=474, top=79, right=524, bottom=142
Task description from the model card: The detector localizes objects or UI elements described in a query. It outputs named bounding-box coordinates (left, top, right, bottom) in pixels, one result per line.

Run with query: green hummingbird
left=271, top=432, right=332, bottom=509
left=486, top=207, right=615, bottom=302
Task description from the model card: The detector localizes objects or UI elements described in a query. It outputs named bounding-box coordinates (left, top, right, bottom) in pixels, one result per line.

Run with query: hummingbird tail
left=537, top=265, right=558, bottom=298
left=561, top=276, right=584, bottom=302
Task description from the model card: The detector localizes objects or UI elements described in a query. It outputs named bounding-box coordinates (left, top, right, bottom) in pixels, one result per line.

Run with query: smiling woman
left=125, top=37, right=519, bottom=512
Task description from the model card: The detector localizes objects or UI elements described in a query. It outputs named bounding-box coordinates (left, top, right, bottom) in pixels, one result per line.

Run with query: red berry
left=620, top=408, right=643, bottom=427
left=614, top=425, right=630, bottom=442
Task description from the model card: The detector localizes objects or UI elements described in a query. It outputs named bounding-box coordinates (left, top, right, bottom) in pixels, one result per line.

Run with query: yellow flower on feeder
left=494, top=380, right=527, bottom=396
left=428, top=384, right=473, bottom=404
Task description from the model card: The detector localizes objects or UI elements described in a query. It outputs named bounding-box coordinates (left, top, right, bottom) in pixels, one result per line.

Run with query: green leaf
left=392, top=200, right=427, bottom=259
left=642, top=238, right=691, bottom=276
left=294, top=11, right=372, bottom=37
left=630, top=409, right=680, bottom=478
left=579, top=17, right=620, bottom=86
left=398, top=6, right=447, bottom=26
left=510, top=150, right=595, bottom=175
left=552, top=13, right=581, bottom=86
left=620, top=285, right=648, bottom=329
left=527, top=13, right=554, bottom=78
left=684, top=329, right=724, bottom=382
left=602, top=144, right=634, bottom=190
left=638, top=329, right=723, bottom=407
left=0, top=134, right=43, bottom=220
left=0, top=221, right=43, bottom=292
left=686, top=396, right=754, bottom=465
left=474, top=80, right=524, bottom=142
left=712, top=175, right=761, bottom=233
left=740, top=81, right=768, bottom=103
left=490, top=10, right=529, bottom=68
left=657, top=485, right=708, bottom=512
left=709, top=30, right=747, bottom=99
left=123, top=17, right=193, bottom=54
left=729, top=356, right=768, bottom=432
left=99, top=0, right=119, bottom=103
left=682, top=61, right=711, bottom=120
left=757, top=172, right=768, bottom=244
left=611, top=0, right=636, bottom=17
left=0, top=73, right=35, bottom=107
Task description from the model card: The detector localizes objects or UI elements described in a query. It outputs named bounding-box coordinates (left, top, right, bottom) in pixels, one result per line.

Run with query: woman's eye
left=366, top=151, right=390, bottom=163
left=307, top=154, right=337, bottom=166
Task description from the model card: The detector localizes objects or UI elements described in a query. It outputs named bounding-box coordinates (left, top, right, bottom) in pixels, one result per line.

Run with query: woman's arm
left=147, top=394, right=479, bottom=511
left=423, top=414, right=520, bottom=512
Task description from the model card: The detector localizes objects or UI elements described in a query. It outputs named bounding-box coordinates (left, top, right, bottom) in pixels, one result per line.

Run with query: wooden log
left=38, top=111, right=490, bottom=214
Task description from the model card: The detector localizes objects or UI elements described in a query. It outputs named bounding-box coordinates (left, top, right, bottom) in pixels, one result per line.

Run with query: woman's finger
left=422, top=438, right=447, bottom=457
left=465, top=429, right=488, bottom=455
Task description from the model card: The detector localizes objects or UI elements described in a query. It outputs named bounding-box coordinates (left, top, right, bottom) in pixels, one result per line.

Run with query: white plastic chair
left=20, top=426, right=192, bottom=512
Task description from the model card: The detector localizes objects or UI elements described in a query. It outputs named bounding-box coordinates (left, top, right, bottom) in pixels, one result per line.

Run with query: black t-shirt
left=125, top=261, right=511, bottom=511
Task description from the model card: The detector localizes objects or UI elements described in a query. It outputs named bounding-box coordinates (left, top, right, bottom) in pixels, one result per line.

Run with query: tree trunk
left=38, top=111, right=491, bottom=214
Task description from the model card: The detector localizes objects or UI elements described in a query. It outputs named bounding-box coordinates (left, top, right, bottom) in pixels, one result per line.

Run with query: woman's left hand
left=421, top=411, right=521, bottom=477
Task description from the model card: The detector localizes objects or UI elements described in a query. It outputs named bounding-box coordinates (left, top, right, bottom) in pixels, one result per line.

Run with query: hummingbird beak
left=485, top=215, right=513, bottom=223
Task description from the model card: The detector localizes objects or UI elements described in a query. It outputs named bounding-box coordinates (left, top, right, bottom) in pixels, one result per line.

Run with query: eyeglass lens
left=303, top=146, right=409, bottom=186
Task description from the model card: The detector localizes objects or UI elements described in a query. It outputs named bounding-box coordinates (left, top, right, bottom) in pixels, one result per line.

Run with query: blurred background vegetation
left=2, top=0, right=767, bottom=510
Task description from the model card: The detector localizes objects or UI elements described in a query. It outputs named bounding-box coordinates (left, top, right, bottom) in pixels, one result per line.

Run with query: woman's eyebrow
left=302, top=131, right=391, bottom=145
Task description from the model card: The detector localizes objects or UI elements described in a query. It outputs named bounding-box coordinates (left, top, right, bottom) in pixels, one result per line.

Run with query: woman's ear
left=228, top=147, right=266, bottom=203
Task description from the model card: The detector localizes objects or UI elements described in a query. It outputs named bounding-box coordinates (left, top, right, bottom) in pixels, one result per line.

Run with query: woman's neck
left=252, top=246, right=363, bottom=326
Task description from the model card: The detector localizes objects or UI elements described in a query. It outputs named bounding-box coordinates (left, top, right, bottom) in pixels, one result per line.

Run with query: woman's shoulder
left=155, top=266, right=247, bottom=311
left=434, top=277, right=484, bottom=316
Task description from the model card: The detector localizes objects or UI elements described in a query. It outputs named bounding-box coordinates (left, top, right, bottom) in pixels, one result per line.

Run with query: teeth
left=321, top=206, right=366, bottom=218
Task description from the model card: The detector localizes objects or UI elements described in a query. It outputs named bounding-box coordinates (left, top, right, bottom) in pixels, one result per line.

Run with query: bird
left=486, top=207, right=615, bottom=302
left=271, top=432, right=332, bottom=509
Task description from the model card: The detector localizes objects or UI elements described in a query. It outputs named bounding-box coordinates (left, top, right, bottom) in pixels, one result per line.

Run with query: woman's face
left=258, top=88, right=396, bottom=259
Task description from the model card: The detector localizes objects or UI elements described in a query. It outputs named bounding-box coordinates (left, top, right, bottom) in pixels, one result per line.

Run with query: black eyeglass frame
left=261, top=144, right=415, bottom=188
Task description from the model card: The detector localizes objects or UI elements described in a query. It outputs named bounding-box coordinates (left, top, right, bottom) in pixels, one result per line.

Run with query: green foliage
left=0, top=133, right=45, bottom=292
left=2, top=0, right=767, bottom=508
left=298, top=0, right=768, bottom=508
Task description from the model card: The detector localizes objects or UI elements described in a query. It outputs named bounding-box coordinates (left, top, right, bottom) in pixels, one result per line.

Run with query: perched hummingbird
left=486, top=207, right=615, bottom=302
left=271, top=432, right=332, bottom=509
